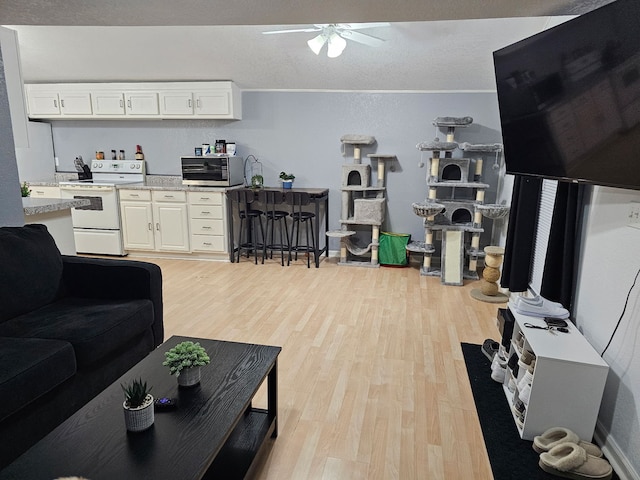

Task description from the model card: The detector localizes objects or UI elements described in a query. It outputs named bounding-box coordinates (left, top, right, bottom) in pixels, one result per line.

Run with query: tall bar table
left=226, top=187, right=329, bottom=268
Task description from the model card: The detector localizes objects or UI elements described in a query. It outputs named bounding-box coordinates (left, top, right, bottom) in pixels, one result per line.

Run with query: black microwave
left=181, top=155, right=244, bottom=187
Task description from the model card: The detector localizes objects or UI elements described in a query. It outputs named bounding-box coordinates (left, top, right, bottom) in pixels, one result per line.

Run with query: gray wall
left=50, top=90, right=504, bottom=249
left=0, top=40, right=25, bottom=227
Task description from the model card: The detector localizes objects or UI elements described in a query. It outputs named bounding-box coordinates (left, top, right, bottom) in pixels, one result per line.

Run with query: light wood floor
left=149, top=254, right=501, bottom=479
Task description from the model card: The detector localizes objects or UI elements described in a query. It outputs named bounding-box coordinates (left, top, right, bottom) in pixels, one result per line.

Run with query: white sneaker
left=491, top=354, right=507, bottom=383
left=519, top=382, right=532, bottom=406
left=518, top=370, right=534, bottom=392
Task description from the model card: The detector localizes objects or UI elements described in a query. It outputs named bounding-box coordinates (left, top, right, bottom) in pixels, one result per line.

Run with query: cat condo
left=409, top=116, right=509, bottom=286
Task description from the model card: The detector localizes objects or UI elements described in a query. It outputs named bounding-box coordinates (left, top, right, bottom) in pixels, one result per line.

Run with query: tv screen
left=493, top=0, right=640, bottom=190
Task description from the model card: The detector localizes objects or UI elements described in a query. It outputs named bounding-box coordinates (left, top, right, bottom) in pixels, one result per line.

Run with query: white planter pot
left=178, top=366, right=201, bottom=387
left=123, top=394, right=154, bottom=432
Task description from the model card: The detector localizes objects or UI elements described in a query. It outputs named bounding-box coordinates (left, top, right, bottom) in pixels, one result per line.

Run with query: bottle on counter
left=96, top=151, right=104, bottom=160
left=215, top=140, right=226, bottom=154
left=135, top=145, right=145, bottom=160
left=111, top=149, right=117, bottom=160
left=118, top=150, right=125, bottom=160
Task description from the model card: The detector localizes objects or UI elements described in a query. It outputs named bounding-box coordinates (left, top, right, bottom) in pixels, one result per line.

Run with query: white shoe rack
left=500, top=305, right=609, bottom=441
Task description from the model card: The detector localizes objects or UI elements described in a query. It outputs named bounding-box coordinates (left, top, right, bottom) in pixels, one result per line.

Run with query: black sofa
left=0, top=224, right=164, bottom=469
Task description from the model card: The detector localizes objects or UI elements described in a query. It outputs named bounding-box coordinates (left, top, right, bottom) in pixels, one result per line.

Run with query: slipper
left=539, top=442, right=612, bottom=480
left=533, top=427, right=603, bottom=457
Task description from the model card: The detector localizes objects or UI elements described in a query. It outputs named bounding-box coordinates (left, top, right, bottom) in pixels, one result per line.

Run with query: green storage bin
left=379, top=232, right=410, bottom=266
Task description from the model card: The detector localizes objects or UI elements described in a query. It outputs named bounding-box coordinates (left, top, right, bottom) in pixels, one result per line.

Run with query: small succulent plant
left=163, top=341, right=211, bottom=377
left=121, top=378, right=152, bottom=408
left=20, top=181, right=31, bottom=197
left=279, top=171, right=295, bottom=181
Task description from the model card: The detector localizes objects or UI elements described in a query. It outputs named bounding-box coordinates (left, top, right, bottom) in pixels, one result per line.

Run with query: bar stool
left=285, top=191, right=316, bottom=268
left=258, top=190, right=290, bottom=266
left=228, top=189, right=265, bottom=264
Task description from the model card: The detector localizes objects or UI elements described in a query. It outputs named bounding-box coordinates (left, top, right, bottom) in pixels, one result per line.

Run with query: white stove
left=60, top=160, right=146, bottom=255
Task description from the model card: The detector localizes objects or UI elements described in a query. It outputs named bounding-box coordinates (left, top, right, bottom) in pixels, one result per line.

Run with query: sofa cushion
left=0, top=336, right=76, bottom=422
left=0, top=298, right=154, bottom=368
left=0, top=224, right=63, bottom=323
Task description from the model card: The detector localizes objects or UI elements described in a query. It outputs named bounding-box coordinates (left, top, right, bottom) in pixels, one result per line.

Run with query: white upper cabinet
left=25, top=81, right=241, bottom=120
left=25, top=88, right=93, bottom=117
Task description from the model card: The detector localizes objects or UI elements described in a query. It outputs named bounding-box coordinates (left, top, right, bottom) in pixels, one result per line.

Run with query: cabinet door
left=92, top=91, right=126, bottom=115
left=194, top=91, right=231, bottom=116
left=125, top=92, right=159, bottom=116
left=59, top=92, right=93, bottom=116
left=153, top=203, right=190, bottom=251
left=121, top=202, right=155, bottom=250
left=27, top=91, right=61, bottom=116
left=159, top=91, right=194, bottom=115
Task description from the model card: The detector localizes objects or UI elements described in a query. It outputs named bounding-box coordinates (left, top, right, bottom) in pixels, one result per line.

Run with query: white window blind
left=529, top=179, right=557, bottom=295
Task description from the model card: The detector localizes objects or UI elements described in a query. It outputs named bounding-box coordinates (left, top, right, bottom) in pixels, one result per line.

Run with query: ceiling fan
left=262, top=23, right=390, bottom=58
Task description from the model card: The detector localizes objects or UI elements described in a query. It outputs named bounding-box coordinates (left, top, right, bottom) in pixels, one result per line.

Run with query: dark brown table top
left=0, top=336, right=281, bottom=480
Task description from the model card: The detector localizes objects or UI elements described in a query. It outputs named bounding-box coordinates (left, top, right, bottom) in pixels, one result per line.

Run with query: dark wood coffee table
left=0, top=336, right=281, bottom=480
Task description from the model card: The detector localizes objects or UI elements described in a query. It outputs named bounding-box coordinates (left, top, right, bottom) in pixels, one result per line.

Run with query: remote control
left=154, top=397, right=177, bottom=410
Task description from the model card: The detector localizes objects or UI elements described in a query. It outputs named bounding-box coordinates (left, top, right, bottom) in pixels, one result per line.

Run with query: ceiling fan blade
left=262, top=27, right=321, bottom=35
left=335, top=22, right=391, bottom=30
left=339, top=30, right=385, bottom=47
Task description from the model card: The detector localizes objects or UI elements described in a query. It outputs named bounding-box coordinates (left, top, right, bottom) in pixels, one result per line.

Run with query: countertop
left=27, top=175, right=243, bottom=192
left=23, top=197, right=91, bottom=216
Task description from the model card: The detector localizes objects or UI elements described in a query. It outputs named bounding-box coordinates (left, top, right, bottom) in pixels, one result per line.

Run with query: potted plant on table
left=163, top=340, right=211, bottom=387
left=121, top=378, right=154, bottom=432
left=279, top=171, right=295, bottom=189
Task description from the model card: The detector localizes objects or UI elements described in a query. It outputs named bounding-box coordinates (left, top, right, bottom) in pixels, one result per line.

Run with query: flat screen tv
left=493, top=0, right=640, bottom=190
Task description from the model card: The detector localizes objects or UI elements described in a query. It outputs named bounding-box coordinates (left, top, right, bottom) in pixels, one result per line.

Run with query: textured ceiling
left=1, top=0, right=612, bottom=91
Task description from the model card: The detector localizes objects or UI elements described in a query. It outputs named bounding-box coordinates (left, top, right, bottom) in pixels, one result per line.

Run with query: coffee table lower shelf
left=206, top=407, right=276, bottom=479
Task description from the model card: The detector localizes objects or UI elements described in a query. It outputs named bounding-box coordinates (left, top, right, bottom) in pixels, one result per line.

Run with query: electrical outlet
left=628, top=201, right=640, bottom=229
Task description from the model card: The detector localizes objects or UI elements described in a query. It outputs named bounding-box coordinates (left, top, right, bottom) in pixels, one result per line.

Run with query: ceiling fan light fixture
left=307, top=33, right=327, bottom=55
left=327, top=33, right=347, bottom=58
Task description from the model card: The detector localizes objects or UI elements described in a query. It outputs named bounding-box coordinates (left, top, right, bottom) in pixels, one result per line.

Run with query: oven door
left=59, top=184, right=120, bottom=229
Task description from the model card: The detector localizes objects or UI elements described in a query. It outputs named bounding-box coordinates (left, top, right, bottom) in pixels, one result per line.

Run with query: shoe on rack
left=518, top=382, right=531, bottom=407
left=520, top=349, right=536, bottom=366
left=507, top=352, right=519, bottom=377
left=514, top=298, right=570, bottom=319
left=490, top=354, right=507, bottom=383
left=507, top=375, right=517, bottom=393
left=517, top=369, right=534, bottom=392
left=515, top=295, right=563, bottom=309
left=481, top=339, right=500, bottom=361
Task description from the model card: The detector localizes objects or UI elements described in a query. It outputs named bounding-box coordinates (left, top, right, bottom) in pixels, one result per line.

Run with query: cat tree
left=409, top=116, right=508, bottom=286
left=327, top=134, right=394, bottom=267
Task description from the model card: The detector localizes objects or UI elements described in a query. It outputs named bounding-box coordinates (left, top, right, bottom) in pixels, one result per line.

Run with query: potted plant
left=251, top=174, right=264, bottom=189
left=121, top=378, right=154, bottom=432
left=20, top=181, right=31, bottom=197
left=279, top=171, right=295, bottom=189
left=163, top=340, right=210, bottom=387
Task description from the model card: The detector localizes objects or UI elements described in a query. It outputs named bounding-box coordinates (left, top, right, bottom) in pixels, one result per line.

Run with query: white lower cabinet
left=188, top=191, right=227, bottom=253
left=502, top=308, right=609, bottom=441
left=120, top=189, right=189, bottom=252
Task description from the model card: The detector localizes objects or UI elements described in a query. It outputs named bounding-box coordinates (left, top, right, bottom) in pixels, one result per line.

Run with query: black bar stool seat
left=258, top=190, right=290, bottom=266
left=285, top=191, right=316, bottom=268
left=228, top=189, right=265, bottom=264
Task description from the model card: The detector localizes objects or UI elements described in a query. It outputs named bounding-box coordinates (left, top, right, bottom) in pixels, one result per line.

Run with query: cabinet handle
left=202, top=211, right=210, bottom=214
left=127, top=99, right=132, bottom=109
left=60, top=99, right=65, bottom=108
left=188, top=99, right=192, bottom=108
left=53, top=99, right=58, bottom=108
left=164, top=195, right=174, bottom=199
left=148, top=223, right=153, bottom=231
left=200, top=197, right=209, bottom=201
left=202, top=226, right=211, bottom=230
left=131, top=194, right=139, bottom=197
left=120, top=99, right=124, bottom=108
left=196, top=99, right=201, bottom=109
left=203, top=242, right=212, bottom=246
left=156, top=223, right=160, bottom=231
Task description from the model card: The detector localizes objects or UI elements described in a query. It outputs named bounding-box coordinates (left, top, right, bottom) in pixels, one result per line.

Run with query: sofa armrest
left=60, top=256, right=164, bottom=347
